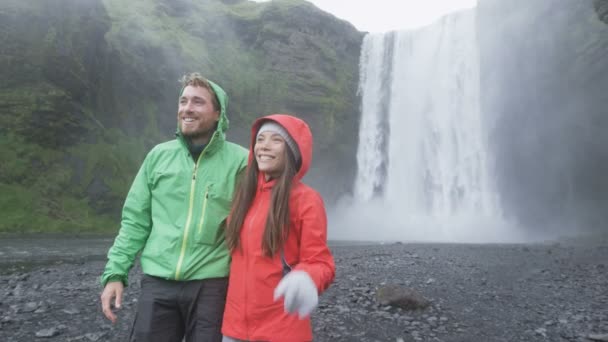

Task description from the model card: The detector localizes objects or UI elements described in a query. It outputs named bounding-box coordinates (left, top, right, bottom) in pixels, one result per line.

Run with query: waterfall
left=354, top=32, right=395, bottom=201
left=347, top=10, right=507, bottom=241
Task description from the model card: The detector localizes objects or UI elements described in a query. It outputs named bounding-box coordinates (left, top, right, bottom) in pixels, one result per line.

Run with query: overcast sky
left=252, top=0, right=478, bottom=32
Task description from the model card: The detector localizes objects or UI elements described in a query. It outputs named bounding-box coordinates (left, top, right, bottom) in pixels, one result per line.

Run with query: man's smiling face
left=178, top=85, right=220, bottom=145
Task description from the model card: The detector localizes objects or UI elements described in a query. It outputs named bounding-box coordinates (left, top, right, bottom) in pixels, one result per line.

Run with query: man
left=100, top=73, right=247, bottom=341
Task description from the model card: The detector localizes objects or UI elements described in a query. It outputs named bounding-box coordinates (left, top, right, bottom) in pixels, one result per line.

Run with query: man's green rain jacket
left=101, top=81, right=247, bottom=286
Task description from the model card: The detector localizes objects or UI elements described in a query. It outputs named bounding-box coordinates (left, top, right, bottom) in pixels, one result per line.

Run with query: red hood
left=249, top=114, right=313, bottom=182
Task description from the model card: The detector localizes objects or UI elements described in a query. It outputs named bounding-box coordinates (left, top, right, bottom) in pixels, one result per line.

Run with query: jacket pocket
left=195, top=185, right=231, bottom=245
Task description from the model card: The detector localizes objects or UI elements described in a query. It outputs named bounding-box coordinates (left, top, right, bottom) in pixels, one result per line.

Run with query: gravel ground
left=1, top=240, right=607, bottom=342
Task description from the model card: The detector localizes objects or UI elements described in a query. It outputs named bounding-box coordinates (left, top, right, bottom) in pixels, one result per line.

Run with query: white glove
left=273, top=270, right=318, bottom=318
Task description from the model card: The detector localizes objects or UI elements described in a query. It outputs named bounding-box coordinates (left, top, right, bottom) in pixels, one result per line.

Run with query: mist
left=479, top=0, right=608, bottom=236
left=328, top=197, right=547, bottom=243
left=326, top=0, right=608, bottom=243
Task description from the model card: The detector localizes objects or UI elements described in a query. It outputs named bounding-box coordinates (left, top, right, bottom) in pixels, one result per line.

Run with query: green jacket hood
left=209, top=80, right=229, bottom=133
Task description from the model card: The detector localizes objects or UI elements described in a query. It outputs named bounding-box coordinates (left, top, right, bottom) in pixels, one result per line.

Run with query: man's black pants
left=130, top=275, right=228, bottom=342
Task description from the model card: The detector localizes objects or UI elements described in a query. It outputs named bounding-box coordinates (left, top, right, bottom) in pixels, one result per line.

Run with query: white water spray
left=335, top=11, right=528, bottom=243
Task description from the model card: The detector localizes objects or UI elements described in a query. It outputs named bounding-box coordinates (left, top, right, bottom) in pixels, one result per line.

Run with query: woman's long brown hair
left=225, top=142, right=299, bottom=257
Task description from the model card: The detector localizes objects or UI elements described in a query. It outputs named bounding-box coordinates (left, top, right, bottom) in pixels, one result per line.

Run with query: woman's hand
left=273, top=270, right=318, bottom=318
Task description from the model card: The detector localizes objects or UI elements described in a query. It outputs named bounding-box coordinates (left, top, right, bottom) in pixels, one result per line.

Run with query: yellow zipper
left=174, top=133, right=216, bottom=280
left=175, top=164, right=198, bottom=280
left=197, top=187, right=210, bottom=235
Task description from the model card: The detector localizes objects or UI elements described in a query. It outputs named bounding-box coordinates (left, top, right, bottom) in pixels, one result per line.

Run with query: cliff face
left=222, top=0, right=363, bottom=199
left=0, top=0, right=363, bottom=233
left=595, top=0, right=608, bottom=24
left=1, top=0, right=122, bottom=232
left=477, top=0, right=608, bottom=230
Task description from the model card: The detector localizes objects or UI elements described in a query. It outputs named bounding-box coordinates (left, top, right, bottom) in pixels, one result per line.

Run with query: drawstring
left=281, top=251, right=292, bottom=277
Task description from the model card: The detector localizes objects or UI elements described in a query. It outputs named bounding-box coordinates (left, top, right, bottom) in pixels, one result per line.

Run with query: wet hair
left=178, top=72, right=220, bottom=112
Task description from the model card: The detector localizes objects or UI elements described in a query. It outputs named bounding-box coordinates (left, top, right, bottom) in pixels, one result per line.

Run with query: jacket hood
left=250, top=114, right=313, bottom=182
left=176, top=80, right=229, bottom=135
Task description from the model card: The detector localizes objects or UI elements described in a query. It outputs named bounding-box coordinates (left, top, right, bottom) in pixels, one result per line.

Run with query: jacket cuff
left=101, top=274, right=128, bottom=287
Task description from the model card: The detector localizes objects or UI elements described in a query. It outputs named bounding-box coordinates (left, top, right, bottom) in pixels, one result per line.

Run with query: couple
left=99, top=73, right=335, bottom=341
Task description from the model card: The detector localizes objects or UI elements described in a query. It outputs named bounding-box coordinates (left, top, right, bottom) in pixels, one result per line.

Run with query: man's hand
left=101, top=281, right=124, bottom=323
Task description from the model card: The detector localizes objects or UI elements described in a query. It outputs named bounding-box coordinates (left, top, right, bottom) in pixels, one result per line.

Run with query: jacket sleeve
left=293, top=191, right=335, bottom=294
left=236, top=147, right=248, bottom=182
left=100, top=152, right=153, bottom=287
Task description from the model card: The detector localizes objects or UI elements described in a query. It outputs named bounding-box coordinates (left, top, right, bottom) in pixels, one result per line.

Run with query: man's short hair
left=179, top=73, right=221, bottom=112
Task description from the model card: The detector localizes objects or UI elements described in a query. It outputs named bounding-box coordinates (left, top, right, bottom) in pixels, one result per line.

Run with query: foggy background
left=327, top=0, right=608, bottom=243
left=1, top=0, right=607, bottom=244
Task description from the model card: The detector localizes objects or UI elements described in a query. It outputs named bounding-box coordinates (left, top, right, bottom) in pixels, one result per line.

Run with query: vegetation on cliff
left=0, top=0, right=363, bottom=233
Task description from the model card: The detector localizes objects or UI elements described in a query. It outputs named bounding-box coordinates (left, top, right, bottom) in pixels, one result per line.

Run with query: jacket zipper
left=197, top=186, right=210, bottom=235
left=175, top=163, right=198, bottom=280
left=174, top=133, right=215, bottom=280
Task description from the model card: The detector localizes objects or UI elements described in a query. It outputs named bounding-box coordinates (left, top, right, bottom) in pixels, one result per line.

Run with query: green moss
left=224, top=0, right=265, bottom=19
left=267, top=0, right=313, bottom=13
left=0, top=183, right=115, bottom=233
left=2, top=0, right=362, bottom=233
left=0, top=183, right=39, bottom=231
left=102, top=0, right=210, bottom=63
left=0, top=0, right=42, bottom=13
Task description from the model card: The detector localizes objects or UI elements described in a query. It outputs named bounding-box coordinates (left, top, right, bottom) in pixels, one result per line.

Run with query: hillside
left=0, top=0, right=363, bottom=233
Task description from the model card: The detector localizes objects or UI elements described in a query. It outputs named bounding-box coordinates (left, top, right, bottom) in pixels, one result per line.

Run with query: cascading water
left=338, top=10, right=515, bottom=242
left=354, top=32, right=395, bottom=201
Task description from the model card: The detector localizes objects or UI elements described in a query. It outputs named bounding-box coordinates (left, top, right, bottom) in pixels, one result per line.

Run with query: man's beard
left=183, top=128, right=211, bottom=141
left=181, top=123, right=218, bottom=142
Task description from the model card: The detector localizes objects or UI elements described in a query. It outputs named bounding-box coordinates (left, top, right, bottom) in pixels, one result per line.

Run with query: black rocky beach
left=1, top=237, right=607, bottom=342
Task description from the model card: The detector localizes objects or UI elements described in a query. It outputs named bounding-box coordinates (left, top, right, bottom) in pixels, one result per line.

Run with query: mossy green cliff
left=0, top=0, right=363, bottom=233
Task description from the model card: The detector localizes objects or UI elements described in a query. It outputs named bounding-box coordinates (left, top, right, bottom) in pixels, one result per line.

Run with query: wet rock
left=535, top=327, right=547, bottom=337
left=12, top=283, right=24, bottom=297
left=84, top=332, right=106, bottom=341
left=588, top=333, right=608, bottom=341
left=595, top=0, right=608, bottom=24
left=62, top=307, right=80, bottom=315
left=35, top=306, right=48, bottom=314
left=22, top=301, right=39, bottom=312
left=35, top=327, right=60, bottom=338
left=376, top=285, right=430, bottom=310
left=2, top=239, right=608, bottom=341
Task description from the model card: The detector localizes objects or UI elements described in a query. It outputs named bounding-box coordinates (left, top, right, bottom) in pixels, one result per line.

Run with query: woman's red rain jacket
left=222, top=114, right=336, bottom=341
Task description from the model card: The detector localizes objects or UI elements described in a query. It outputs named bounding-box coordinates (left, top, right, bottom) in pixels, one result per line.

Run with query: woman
left=222, top=114, right=335, bottom=342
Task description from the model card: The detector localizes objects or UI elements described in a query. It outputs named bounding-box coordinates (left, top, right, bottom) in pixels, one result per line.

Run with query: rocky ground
left=1, top=239, right=607, bottom=342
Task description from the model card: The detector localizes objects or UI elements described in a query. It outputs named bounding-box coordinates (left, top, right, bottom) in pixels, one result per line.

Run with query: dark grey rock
left=376, top=285, right=430, bottom=310
left=588, top=333, right=608, bottom=342
left=1, top=238, right=607, bottom=341
left=84, top=332, right=106, bottom=341
left=61, top=307, right=80, bottom=315
left=22, top=302, right=38, bottom=313
left=35, top=327, right=59, bottom=338
left=595, top=0, right=608, bottom=24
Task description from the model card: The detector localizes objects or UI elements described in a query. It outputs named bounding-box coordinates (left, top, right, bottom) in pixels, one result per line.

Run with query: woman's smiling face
left=255, top=131, right=287, bottom=180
